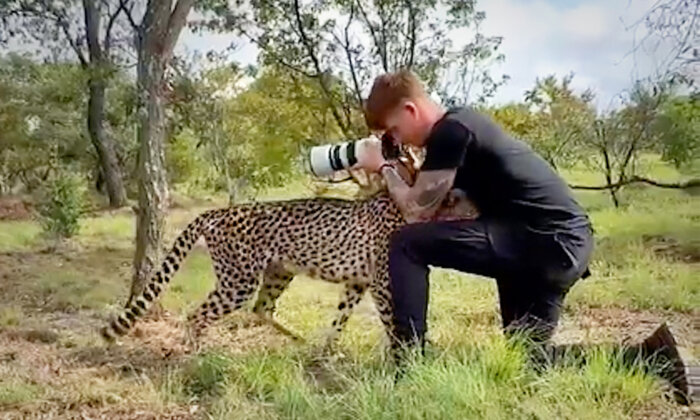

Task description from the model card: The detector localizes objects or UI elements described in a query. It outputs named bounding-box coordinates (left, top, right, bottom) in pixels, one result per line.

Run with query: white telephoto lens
left=309, top=144, right=336, bottom=177
left=309, top=142, right=354, bottom=177
left=308, top=136, right=377, bottom=177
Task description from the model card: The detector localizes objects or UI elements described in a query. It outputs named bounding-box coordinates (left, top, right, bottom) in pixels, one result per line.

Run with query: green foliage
left=0, top=54, right=88, bottom=193
left=483, top=103, right=539, bottom=139
left=483, top=74, right=597, bottom=170
left=0, top=52, right=137, bottom=197
left=37, top=171, right=87, bottom=239
left=199, top=0, right=506, bottom=138
left=523, top=73, right=596, bottom=169
left=169, top=59, right=343, bottom=196
left=655, top=94, right=700, bottom=169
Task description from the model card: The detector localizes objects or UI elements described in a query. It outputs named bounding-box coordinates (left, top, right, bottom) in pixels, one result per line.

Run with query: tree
left=438, top=12, right=509, bottom=107
left=121, top=0, right=196, bottom=304
left=0, top=54, right=88, bottom=193
left=168, top=51, right=349, bottom=199
left=482, top=102, right=538, bottom=139
left=168, top=55, right=250, bottom=202
left=654, top=94, right=700, bottom=169
left=0, top=0, right=133, bottom=207
left=632, top=0, right=699, bottom=88
left=579, top=82, right=667, bottom=207
left=197, top=0, right=506, bottom=138
left=523, top=73, right=595, bottom=169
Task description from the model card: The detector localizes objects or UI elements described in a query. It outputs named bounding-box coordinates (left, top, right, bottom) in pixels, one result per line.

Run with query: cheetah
left=101, top=168, right=478, bottom=352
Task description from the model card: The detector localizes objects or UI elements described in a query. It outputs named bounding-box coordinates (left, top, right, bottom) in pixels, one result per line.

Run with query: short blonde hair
left=364, top=69, right=427, bottom=130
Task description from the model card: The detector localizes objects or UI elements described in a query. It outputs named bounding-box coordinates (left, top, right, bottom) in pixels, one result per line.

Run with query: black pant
left=387, top=217, right=594, bottom=346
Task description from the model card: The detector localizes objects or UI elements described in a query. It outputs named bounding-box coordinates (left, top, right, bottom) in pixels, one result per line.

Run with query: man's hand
left=357, top=136, right=387, bottom=173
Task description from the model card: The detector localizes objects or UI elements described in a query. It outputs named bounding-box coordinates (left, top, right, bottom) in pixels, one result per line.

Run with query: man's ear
left=404, top=101, right=418, bottom=118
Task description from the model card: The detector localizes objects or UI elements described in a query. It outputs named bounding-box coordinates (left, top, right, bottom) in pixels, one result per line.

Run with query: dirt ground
left=0, top=197, right=34, bottom=221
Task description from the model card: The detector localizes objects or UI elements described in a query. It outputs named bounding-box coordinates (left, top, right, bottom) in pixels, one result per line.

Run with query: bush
left=37, top=172, right=86, bottom=239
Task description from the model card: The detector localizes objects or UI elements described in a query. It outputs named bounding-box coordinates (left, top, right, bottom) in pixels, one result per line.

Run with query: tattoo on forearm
left=415, top=178, right=451, bottom=208
left=382, top=167, right=409, bottom=190
left=382, top=166, right=456, bottom=222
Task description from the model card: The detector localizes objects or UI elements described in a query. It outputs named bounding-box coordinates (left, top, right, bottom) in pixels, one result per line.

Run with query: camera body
left=308, top=133, right=400, bottom=177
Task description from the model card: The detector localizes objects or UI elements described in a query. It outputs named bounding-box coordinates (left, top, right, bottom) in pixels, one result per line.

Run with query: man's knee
left=390, top=222, right=439, bottom=255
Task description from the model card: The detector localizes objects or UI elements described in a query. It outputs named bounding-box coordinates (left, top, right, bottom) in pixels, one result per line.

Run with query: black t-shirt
left=422, top=107, right=589, bottom=231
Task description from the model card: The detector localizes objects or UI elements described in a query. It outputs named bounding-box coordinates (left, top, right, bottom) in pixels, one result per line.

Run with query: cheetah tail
left=100, top=211, right=213, bottom=342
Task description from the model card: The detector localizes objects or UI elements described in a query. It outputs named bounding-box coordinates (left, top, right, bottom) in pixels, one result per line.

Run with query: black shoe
left=642, top=322, right=693, bottom=405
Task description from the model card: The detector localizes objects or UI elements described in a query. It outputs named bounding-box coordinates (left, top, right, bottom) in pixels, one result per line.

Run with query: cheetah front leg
left=252, top=263, right=304, bottom=341
left=369, top=273, right=400, bottom=355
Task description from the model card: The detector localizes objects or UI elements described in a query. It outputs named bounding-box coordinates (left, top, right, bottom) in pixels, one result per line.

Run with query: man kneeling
left=356, top=69, right=691, bottom=404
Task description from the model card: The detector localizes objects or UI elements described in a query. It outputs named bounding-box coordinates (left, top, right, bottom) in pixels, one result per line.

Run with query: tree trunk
left=129, top=48, right=169, bottom=304
left=83, top=0, right=127, bottom=208
left=128, top=0, right=195, bottom=304
left=87, top=76, right=128, bottom=207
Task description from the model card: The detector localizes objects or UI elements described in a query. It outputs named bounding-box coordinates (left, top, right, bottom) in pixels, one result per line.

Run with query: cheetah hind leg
left=184, top=277, right=258, bottom=352
left=252, top=263, right=305, bottom=342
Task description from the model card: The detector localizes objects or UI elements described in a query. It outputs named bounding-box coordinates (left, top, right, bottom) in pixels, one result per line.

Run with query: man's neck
left=423, top=99, right=445, bottom=126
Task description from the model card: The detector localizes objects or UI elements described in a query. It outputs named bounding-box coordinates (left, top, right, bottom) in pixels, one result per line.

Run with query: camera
left=308, top=133, right=400, bottom=177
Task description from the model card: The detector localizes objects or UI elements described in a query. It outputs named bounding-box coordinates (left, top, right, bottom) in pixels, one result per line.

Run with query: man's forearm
left=381, top=166, right=415, bottom=220
left=381, top=166, right=454, bottom=223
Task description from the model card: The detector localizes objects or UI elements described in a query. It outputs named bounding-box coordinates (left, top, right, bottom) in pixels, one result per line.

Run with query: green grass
left=33, top=268, right=125, bottom=311
left=0, top=305, right=23, bottom=327
left=0, top=378, right=43, bottom=407
left=152, top=339, right=662, bottom=420
left=78, top=212, right=135, bottom=248
left=568, top=182, right=700, bottom=311
left=0, top=220, right=41, bottom=252
left=161, top=250, right=217, bottom=313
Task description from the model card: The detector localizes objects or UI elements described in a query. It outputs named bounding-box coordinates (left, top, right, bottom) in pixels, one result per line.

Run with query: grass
left=0, top=220, right=41, bottom=252
left=0, top=157, right=697, bottom=418
left=0, top=378, right=43, bottom=407
left=0, top=306, right=23, bottom=328
left=149, top=339, right=662, bottom=420
left=161, top=250, right=217, bottom=313
left=33, top=269, right=125, bottom=312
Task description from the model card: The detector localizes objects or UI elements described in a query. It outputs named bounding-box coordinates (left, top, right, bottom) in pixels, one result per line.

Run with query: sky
left=176, top=0, right=667, bottom=110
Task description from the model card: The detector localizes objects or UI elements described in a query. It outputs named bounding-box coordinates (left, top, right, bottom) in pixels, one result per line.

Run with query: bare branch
left=162, top=0, right=195, bottom=60
left=117, top=0, right=139, bottom=32
left=236, top=24, right=318, bottom=78
left=354, top=0, right=387, bottom=71
left=570, top=176, right=700, bottom=190
left=103, top=0, right=122, bottom=54
left=332, top=3, right=364, bottom=118
left=402, top=0, right=417, bottom=68
left=292, top=0, right=350, bottom=137
left=83, top=0, right=102, bottom=63
left=28, top=2, right=90, bottom=67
